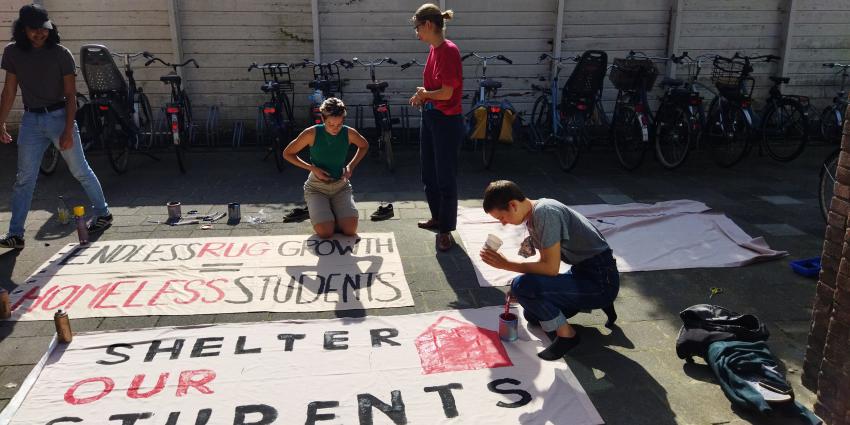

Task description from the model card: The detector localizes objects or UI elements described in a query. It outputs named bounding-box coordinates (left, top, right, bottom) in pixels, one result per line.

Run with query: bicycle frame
left=145, top=55, right=199, bottom=146
left=463, top=52, right=512, bottom=136
left=298, top=58, right=352, bottom=125
left=354, top=57, right=397, bottom=133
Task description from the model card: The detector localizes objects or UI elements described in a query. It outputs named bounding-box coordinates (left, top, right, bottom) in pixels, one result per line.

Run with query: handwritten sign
left=7, top=233, right=413, bottom=321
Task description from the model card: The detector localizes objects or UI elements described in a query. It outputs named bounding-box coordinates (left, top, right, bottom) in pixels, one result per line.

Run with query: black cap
left=18, top=4, right=53, bottom=30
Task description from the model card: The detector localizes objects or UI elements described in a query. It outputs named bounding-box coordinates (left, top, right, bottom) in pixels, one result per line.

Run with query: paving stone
left=98, top=316, right=160, bottom=331
left=754, top=223, right=807, bottom=237
left=0, top=365, right=36, bottom=399
left=0, top=337, right=54, bottom=366
left=759, top=195, right=804, bottom=205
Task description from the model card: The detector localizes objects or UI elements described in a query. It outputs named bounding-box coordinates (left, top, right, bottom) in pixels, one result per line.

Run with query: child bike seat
left=80, top=44, right=127, bottom=96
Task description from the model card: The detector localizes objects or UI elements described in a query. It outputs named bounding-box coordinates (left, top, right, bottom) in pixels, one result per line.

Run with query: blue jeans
left=420, top=109, right=463, bottom=233
left=512, top=249, right=620, bottom=332
left=8, top=109, right=109, bottom=237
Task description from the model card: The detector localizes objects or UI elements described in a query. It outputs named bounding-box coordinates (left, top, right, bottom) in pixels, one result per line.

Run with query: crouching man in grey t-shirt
left=480, top=180, right=619, bottom=361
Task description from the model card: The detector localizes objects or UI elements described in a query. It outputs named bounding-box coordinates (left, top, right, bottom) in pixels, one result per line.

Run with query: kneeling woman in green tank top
left=283, top=98, right=369, bottom=238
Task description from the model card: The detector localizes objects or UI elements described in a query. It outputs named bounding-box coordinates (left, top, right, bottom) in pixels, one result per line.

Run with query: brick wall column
left=805, top=102, right=850, bottom=424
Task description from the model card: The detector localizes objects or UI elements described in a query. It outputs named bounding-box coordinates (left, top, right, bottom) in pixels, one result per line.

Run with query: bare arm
left=416, top=84, right=454, bottom=101
left=345, top=127, right=369, bottom=173
left=480, top=242, right=562, bottom=277
left=283, top=127, right=330, bottom=181
left=0, top=72, right=18, bottom=143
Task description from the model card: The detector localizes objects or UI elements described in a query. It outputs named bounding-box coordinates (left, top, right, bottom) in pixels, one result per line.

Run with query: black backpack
left=676, top=304, right=770, bottom=362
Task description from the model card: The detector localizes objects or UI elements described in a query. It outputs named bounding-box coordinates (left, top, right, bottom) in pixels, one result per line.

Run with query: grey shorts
left=303, top=173, right=358, bottom=225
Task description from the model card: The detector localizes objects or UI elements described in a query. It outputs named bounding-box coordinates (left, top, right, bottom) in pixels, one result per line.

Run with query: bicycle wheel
left=707, top=103, right=750, bottom=168
left=612, top=106, right=647, bottom=171
left=482, top=121, right=497, bottom=170
left=135, top=92, right=154, bottom=149
left=383, top=127, right=394, bottom=172
left=39, top=143, right=60, bottom=175
left=655, top=103, right=691, bottom=170
left=762, top=100, right=808, bottom=162
left=820, top=105, right=843, bottom=144
left=175, top=112, right=189, bottom=174
left=272, top=125, right=284, bottom=173
left=103, top=111, right=130, bottom=174
left=557, top=110, right=582, bottom=172
left=532, top=95, right=552, bottom=137
left=820, top=149, right=840, bottom=222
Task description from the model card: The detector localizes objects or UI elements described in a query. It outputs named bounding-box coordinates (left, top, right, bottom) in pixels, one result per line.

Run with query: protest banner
left=0, top=307, right=602, bottom=425
left=7, top=233, right=413, bottom=321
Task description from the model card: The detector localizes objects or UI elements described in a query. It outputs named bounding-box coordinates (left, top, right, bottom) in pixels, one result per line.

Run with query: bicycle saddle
left=481, top=79, right=502, bottom=89
left=659, top=77, right=684, bottom=88
left=160, top=74, right=182, bottom=84
left=367, top=81, right=389, bottom=91
left=769, top=76, right=790, bottom=84
left=261, top=81, right=281, bottom=93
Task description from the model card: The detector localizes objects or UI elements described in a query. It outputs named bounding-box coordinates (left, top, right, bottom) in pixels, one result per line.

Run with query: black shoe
left=602, top=304, right=617, bottom=329
left=283, top=207, right=310, bottom=223
left=87, top=215, right=113, bottom=234
left=371, top=203, right=394, bottom=221
left=0, top=234, right=25, bottom=250
left=538, top=333, right=581, bottom=361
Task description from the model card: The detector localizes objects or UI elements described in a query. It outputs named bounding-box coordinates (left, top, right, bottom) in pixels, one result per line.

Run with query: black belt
left=24, top=102, right=66, bottom=113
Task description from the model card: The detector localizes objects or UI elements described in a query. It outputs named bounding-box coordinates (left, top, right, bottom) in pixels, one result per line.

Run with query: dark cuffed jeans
left=420, top=109, right=463, bottom=233
left=512, top=249, right=620, bottom=332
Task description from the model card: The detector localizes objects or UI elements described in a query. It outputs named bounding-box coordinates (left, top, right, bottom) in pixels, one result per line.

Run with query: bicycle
left=353, top=57, right=398, bottom=171
left=652, top=52, right=713, bottom=169
left=820, top=148, right=840, bottom=222
left=143, top=53, right=199, bottom=174
left=820, top=63, right=850, bottom=144
left=707, top=53, right=809, bottom=167
left=462, top=51, right=512, bottom=169
left=79, top=44, right=155, bottom=174
left=530, top=50, right=607, bottom=171
left=608, top=51, right=664, bottom=170
left=249, top=62, right=295, bottom=172
left=295, top=58, right=353, bottom=126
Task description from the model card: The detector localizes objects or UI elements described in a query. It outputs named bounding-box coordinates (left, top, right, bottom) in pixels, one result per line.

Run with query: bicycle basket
left=564, top=50, right=608, bottom=99
left=261, top=63, right=294, bottom=92
left=711, top=57, right=745, bottom=99
left=80, top=44, right=127, bottom=96
left=609, top=58, right=658, bottom=92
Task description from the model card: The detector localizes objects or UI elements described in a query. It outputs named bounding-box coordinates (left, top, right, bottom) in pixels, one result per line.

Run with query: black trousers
left=420, top=109, right=463, bottom=233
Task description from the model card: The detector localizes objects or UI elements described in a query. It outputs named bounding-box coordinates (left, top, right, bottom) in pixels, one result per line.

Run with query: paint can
left=167, top=201, right=182, bottom=221
left=498, top=312, right=518, bottom=342
left=228, top=203, right=241, bottom=224
left=54, top=309, right=73, bottom=343
left=0, top=289, right=11, bottom=320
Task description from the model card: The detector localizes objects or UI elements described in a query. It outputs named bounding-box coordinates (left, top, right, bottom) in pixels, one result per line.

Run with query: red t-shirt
left=423, top=39, right=463, bottom=116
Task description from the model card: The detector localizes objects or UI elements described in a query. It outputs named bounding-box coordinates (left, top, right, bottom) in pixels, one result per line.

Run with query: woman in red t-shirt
left=409, top=3, right=464, bottom=252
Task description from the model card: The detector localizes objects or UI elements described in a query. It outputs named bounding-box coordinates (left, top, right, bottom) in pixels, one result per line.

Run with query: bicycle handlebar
left=112, top=51, right=148, bottom=60
left=823, top=63, right=850, bottom=69
left=627, top=50, right=670, bottom=62
left=144, top=54, right=199, bottom=69
left=248, top=62, right=291, bottom=72
left=537, top=53, right=578, bottom=64
left=352, top=57, right=398, bottom=67
left=297, top=58, right=354, bottom=69
left=400, top=59, right=423, bottom=70
left=462, top=52, right=513, bottom=64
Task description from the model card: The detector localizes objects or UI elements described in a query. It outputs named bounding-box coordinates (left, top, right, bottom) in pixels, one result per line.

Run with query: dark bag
left=676, top=304, right=769, bottom=361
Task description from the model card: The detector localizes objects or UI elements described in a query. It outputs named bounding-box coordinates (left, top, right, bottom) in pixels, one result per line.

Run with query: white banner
left=1, top=307, right=603, bottom=425
left=7, top=233, right=413, bottom=320
left=458, top=201, right=787, bottom=287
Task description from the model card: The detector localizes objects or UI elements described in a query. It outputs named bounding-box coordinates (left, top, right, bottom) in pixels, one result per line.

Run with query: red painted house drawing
left=415, top=316, right=513, bottom=375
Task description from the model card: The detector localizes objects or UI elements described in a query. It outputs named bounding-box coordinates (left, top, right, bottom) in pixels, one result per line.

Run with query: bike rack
left=400, top=105, right=411, bottom=145
left=205, top=105, right=220, bottom=146
left=232, top=121, right=245, bottom=148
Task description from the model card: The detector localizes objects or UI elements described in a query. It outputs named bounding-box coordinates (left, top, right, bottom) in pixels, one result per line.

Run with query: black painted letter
left=357, top=391, right=407, bottom=424
left=191, top=337, right=224, bottom=358
left=424, top=384, right=463, bottom=418
left=277, top=333, right=306, bottom=351
left=97, top=343, right=133, bottom=365
left=109, top=412, right=153, bottom=424
left=235, top=335, right=262, bottom=354
left=487, top=378, right=532, bottom=408
left=306, top=401, right=338, bottom=424
left=234, top=404, right=278, bottom=425
left=370, top=328, right=400, bottom=347
left=323, top=331, right=348, bottom=350
left=144, top=339, right=185, bottom=362
left=165, top=409, right=212, bottom=425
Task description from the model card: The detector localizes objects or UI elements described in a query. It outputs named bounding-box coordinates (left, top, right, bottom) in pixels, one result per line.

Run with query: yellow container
left=73, top=206, right=85, bottom=217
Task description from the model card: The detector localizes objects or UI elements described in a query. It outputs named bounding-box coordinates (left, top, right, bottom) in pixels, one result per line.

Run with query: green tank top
left=310, top=125, right=350, bottom=179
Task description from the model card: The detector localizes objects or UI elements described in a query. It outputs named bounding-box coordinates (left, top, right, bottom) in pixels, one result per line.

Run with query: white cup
left=484, top=234, right=503, bottom=251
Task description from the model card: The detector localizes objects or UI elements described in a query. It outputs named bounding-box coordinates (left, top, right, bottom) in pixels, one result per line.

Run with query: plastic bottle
left=57, top=196, right=70, bottom=225
left=73, top=206, right=89, bottom=245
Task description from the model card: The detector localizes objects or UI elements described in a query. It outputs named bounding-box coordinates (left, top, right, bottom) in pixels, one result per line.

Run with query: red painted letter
left=127, top=372, right=168, bottom=399
left=64, top=377, right=115, bottom=405
left=175, top=369, right=216, bottom=397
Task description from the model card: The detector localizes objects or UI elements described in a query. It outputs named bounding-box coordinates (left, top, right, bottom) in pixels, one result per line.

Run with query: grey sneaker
left=0, top=234, right=25, bottom=250
left=87, top=214, right=113, bottom=234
